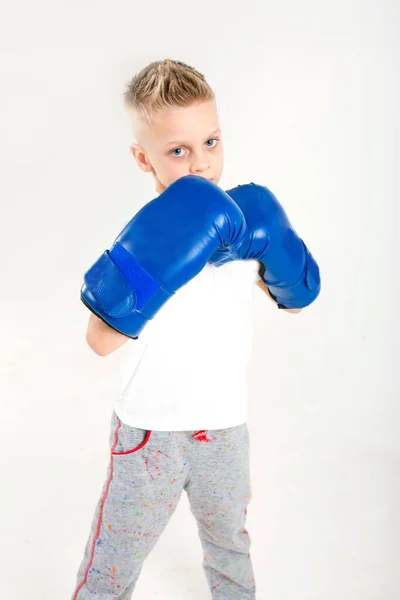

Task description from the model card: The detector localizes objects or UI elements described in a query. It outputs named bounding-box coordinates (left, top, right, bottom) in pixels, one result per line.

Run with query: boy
left=73, top=59, right=320, bottom=600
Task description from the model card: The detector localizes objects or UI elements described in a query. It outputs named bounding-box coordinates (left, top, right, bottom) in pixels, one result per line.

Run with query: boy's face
left=130, top=100, right=224, bottom=194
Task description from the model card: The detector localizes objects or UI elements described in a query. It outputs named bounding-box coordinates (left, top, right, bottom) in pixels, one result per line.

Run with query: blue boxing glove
left=81, top=175, right=246, bottom=337
left=210, top=183, right=320, bottom=309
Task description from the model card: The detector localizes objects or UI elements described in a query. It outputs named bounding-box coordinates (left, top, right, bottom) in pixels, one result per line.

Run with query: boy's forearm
left=86, top=313, right=130, bottom=356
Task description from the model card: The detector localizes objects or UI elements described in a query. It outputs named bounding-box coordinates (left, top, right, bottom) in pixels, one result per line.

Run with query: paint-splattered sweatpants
left=71, top=410, right=256, bottom=599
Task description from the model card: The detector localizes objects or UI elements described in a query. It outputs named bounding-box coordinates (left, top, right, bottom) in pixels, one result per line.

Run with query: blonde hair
left=123, top=59, right=215, bottom=123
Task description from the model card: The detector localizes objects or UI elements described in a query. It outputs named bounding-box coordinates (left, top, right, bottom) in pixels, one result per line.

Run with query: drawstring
left=192, top=430, right=211, bottom=443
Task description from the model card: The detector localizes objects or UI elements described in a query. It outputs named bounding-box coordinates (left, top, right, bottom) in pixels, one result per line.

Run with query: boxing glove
left=81, top=175, right=246, bottom=337
left=210, top=183, right=320, bottom=309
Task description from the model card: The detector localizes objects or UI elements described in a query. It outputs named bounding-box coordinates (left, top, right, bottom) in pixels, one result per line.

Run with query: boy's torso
left=115, top=260, right=260, bottom=431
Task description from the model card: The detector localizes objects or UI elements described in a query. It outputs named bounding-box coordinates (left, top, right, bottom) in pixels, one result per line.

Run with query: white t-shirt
left=114, top=260, right=260, bottom=431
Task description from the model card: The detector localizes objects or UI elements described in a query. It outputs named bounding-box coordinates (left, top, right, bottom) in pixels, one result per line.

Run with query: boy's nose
left=190, top=151, right=210, bottom=174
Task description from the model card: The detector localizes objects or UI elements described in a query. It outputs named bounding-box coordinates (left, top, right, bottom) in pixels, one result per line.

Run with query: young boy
left=73, top=59, right=319, bottom=600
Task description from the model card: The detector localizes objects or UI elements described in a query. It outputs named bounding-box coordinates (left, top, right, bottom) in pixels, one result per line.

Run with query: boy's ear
left=129, top=144, right=153, bottom=173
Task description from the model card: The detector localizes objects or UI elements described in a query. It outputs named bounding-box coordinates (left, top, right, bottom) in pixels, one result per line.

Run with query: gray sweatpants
left=72, top=411, right=256, bottom=599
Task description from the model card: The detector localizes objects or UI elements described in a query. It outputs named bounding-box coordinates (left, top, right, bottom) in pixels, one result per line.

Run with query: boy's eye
left=171, top=147, right=186, bottom=157
left=170, top=138, right=218, bottom=156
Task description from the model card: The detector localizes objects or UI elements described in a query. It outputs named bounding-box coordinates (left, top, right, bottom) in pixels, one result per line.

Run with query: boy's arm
left=86, top=313, right=130, bottom=356
left=256, top=279, right=302, bottom=314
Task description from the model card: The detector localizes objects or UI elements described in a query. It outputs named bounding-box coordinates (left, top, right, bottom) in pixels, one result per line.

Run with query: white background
left=0, top=1, right=398, bottom=598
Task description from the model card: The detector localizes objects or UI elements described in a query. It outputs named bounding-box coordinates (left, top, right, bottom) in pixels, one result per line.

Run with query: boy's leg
left=71, top=412, right=188, bottom=600
left=186, top=425, right=256, bottom=600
